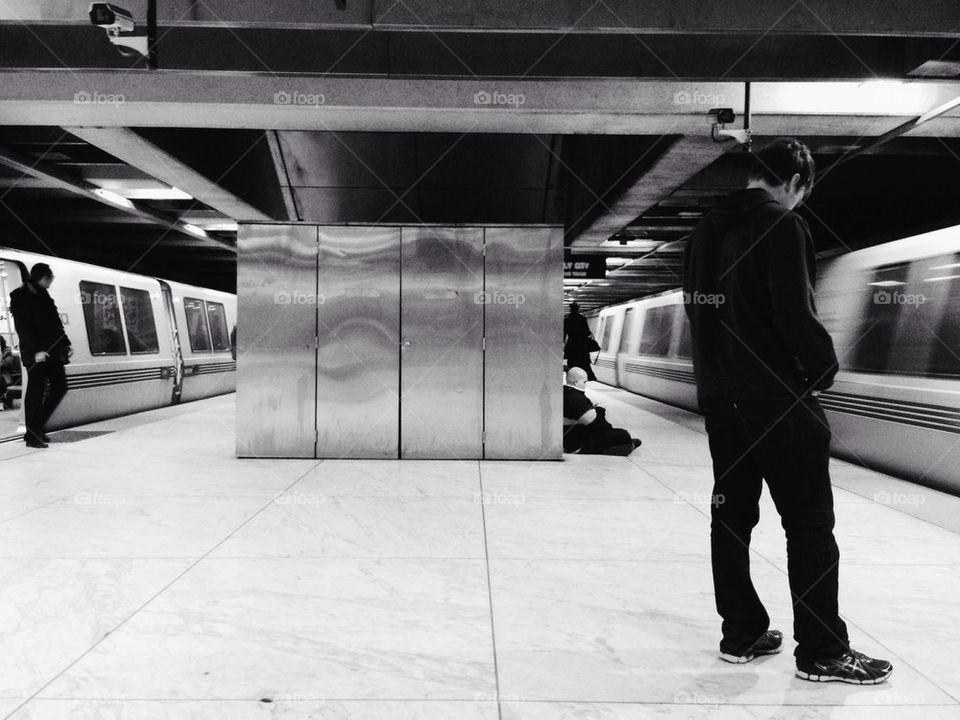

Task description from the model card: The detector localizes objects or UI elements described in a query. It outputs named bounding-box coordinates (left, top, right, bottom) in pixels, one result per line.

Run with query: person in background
left=564, top=302, right=597, bottom=381
left=683, top=138, right=892, bottom=684
left=0, top=335, right=10, bottom=410
left=563, top=367, right=641, bottom=455
left=9, top=263, right=72, bottom=448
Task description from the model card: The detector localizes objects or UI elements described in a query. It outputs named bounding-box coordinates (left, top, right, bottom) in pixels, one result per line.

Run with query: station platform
left=1, top=385, right=960, bottom=719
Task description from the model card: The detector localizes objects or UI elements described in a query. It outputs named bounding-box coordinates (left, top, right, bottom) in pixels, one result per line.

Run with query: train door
left=0, top=257, right=26, bottom=440
left=159, top=281, right=184, bottom=404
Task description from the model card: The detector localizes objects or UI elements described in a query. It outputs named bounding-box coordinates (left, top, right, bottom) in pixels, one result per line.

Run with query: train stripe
left=613, top=360, right=960, bottom=434
left=819, top=391, right=960, bottom=434
left=624, top=360, right=696, bottom=384
left=65, top=363, right=235, bottom=390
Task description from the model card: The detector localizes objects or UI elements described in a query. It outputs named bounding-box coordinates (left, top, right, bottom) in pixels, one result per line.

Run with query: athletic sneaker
left=796, top=649, right=893, bottom=684
left=719, top=629, right=783, bottom=664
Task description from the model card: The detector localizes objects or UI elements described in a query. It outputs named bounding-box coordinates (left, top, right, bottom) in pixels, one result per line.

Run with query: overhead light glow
left=197, top=220, right=239, bottom=232
left=930, top=262, right=960, bottom=271
left=922, top=274, right=960, bottom=283
left=181, top=223, right=209, bottom=239
left=116, top=186, right=193, bottom=200
left=868, top=280, right=905, bottom=287
left=92, top=187, right=134, bottom=209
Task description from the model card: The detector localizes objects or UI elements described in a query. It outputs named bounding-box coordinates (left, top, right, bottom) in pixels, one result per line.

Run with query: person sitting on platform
left=562, top=367, right=641, bottom=456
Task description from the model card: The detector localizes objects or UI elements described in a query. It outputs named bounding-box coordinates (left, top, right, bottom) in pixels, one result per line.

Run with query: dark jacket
left=9, top=281, right=71, bottom=368
left=682, top=188, right=838, bottom=403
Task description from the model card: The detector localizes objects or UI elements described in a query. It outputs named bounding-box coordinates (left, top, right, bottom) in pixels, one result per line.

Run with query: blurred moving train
left=589, top=224, right=960, bottom=495
left=0, top=248, right=236, bottom=441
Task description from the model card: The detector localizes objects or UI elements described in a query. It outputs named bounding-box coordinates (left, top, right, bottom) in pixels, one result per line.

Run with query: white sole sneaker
left=795, top=668, right=892, bottom=684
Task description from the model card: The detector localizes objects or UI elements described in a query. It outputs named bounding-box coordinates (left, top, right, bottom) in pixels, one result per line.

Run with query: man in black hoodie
left=9, top=263, right=71, bottom=448
left=683, top=139, right=892, bottom=684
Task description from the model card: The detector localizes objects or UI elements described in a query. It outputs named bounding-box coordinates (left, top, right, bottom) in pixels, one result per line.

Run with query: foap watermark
left=873, top=491, right=925, bottom=508
left=675, top=491, right=725, bottom=507
left=77, top=290, right=119, bottom=308
left=474, top=692, right=526, bottom=703
left=474, top=290, right=525, bottom=306
left=474, top=491, right=525, bottom=507
left=683, top=290, right=725, bottom=307
left=673, top=89, right=725, bottom=106
left=275, top=291, right=325, bottom=305
left=873, top=290, right=926, bottom=306
left=473, top=90, right=526, bottom=108
left=274, top=492, right=327, bottom=506
left=74, top=90, right=125, bottom=108
left=273, top=90, right=326, bottom=108
left=674, top=690, right=726, bottom=706
left=74, top=491, right=126, bottom=507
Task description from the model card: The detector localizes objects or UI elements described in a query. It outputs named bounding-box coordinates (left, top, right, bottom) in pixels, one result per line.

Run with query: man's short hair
left=748, top=139, right=815, bottom=197
left=29, top=263, right=53, bottom=283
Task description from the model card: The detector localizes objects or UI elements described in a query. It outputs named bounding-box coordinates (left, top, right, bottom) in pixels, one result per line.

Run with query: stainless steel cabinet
left=237, top=224, right=561, bottom=460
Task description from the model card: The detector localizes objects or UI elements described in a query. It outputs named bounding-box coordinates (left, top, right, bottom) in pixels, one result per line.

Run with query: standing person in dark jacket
left=9, top=263, right=71, bottom=448
left=683, top=139, right=892, bottom=684
left=563, top=302, right=596, bottom=381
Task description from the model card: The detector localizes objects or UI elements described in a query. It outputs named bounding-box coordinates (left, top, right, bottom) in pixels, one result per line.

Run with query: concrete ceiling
left=0, top=1, right=957, bottom=300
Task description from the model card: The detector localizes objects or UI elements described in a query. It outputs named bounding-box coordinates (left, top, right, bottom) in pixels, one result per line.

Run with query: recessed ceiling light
left=92, top=187, right=134, bottom=209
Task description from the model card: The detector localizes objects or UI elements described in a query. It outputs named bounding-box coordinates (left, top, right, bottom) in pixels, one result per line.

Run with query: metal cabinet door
left=483, top=227, right=563, bottom=459
left=316, top=226, right=400, bottom=458
left=236, top=224, right=317, bottom=458
left=400, top=227, right=484, bottom=459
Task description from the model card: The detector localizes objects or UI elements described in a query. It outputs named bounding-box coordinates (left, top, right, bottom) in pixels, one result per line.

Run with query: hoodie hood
left=706, top=187, right=780, bottom=232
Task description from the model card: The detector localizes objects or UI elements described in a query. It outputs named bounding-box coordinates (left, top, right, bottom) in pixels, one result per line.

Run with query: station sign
left=564, top=253, right=606, bottom=279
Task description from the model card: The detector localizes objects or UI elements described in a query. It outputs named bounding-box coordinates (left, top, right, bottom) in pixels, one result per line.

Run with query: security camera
left=89, top=3, right=148, bottom=58
left=89, top=3, right=134, bottom=33
left=707, top=108, right=736, bottom=125
left=708, top=107, right=751, bottom=146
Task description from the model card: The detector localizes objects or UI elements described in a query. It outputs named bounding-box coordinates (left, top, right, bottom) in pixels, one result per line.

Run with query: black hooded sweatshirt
left=682, top=187, right=838, bottom=404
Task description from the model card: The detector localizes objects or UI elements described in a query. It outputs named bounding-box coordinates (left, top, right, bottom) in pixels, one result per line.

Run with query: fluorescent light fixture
left=605, top=256, right=634, bottom=267
left=922, top=274, right=960, bottom=283
left=868, top=280, right=906, bottom=287
left=92, top=187, right=134, bottom=209
left=181, top=223, right=208, bottom=239
left=930, top=262, right=960, bottom=271
left=118, top=187, right=193, bottom=200
left=197, top=220, right=239, bottom=232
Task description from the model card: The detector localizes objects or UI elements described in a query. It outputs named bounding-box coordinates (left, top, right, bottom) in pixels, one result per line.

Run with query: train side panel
left=165, top=280, right=237, bottom=402
left=3, top=250, right=177, bottom=431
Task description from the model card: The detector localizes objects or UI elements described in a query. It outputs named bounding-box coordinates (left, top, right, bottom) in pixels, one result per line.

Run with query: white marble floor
left=1, top=388, right=959, bottom=719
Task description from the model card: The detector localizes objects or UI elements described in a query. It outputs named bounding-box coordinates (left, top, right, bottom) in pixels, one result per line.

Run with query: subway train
left=588, top=223, right=960, bottom=495
left=0, top=248, right=236, bottom=441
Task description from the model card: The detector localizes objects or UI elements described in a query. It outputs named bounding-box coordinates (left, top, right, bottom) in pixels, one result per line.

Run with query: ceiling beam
left=571, top=135, right=730, bottom=248
left=0, top=144, right=236, bottom=251
left=64, top=126, right=272, bottom=222
left=1, top=73, right=958, bottom=137
left=3, top=0, right=958, bottom=36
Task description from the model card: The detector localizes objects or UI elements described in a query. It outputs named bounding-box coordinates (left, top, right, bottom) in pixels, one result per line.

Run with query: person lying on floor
left=562, top=367, right=642, bottom=456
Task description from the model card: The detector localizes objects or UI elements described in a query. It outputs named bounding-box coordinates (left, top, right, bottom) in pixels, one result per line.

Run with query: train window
left=79, top=281, right=127, bottom=355
left=927, top=254, right=960, bottom=377
left=119, top=287, right=159, bottom=354
left=601, top=316, right=616, bottom=352
left=183, top=297, right=212, bottom=352
left=205, top=301, right=231, bottom=352
left=674, top=305, right=693, bottom=359
left=638, top=305, right=673, bottom=356
left=849, top=264, right=909, bottom=373
left=618, top=308, right=636, bottom=353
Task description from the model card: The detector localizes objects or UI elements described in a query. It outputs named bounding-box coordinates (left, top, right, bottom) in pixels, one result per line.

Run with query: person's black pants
left=24, top=359, right=67, bottom=442
left=701, top=395, right=849, bottom=660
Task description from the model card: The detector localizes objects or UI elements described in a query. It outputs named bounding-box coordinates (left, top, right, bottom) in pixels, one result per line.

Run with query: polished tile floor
left=1, top=386, right=959, bottom=719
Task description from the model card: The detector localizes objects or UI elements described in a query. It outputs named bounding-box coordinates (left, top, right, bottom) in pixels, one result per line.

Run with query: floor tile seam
left=1, top=458, right=325, bottom=720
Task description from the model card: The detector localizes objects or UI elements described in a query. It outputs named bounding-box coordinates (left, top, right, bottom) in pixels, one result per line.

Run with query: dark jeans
left=24, top=359, right=68, bottom=442
left=701, top=395, right=849, bottom=660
